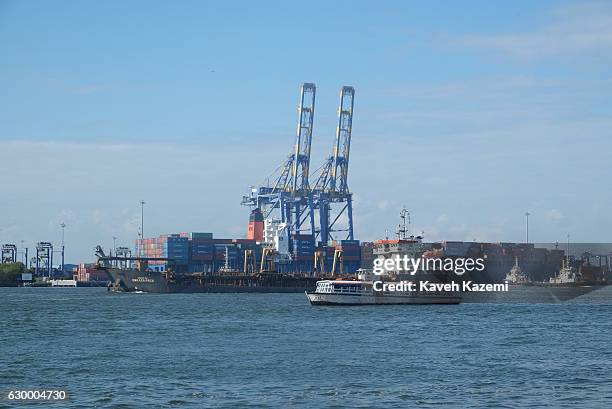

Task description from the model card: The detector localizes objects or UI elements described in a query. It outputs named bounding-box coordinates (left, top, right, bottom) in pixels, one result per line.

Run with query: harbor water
left=2, top=287, right=612, bottom=408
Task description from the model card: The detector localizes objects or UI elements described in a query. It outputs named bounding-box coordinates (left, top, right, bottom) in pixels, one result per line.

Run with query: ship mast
left=566, top=234, right=570, bottom=269
left=397, top=207, right=410, bottom=240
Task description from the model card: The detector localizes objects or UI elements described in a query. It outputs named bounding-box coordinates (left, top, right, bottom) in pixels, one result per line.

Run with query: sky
left=1, top=0, right=611, bottom=263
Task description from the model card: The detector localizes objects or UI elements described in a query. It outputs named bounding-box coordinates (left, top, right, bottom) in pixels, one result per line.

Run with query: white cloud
left=382, top=76, right=611, bottom=122
left=453, top=2, right=612, bottom=59
left=123, top=214, right=141, bottom=236
left=48, top=209, right=78, bottom=236
left=0, top=139, right=281, bottom=262
left=91, top=209, right=104, bottom=225
left=377, top=200, right=390, bottom=210
left=72, top=83, right=113, bottom=95
left=545, top=209, right=564, bottom=222
left=436, top=214, right=449, bottom=225
left=4, top=101, right=612, bottom=261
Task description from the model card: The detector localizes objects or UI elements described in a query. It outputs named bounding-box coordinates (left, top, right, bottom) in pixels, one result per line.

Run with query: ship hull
left=461, top=283, right=607, bottom=303
left=105, top=267, right=318, bottom=293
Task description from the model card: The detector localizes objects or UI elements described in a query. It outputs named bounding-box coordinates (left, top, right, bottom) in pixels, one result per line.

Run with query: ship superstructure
left=505, top=257, right=531, bottom=284
left=550, top=237, right=581, bottom=284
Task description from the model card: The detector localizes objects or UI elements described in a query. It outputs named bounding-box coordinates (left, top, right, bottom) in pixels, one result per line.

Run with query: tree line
left=0, top=262, right=27, bottom=286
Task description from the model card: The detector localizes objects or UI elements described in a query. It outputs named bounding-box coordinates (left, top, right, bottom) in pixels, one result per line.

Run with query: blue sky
left=1, top=0, right=611, bottom=262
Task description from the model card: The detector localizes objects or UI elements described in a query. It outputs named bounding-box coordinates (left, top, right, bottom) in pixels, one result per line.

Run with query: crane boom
left=291, top=83, right=316, bottom=192
left=329, top=86, right=354, bottom=193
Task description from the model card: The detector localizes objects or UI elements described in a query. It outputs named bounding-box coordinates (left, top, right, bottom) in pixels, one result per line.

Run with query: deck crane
left=241, top=83, right=317, bottom=254
left=312, top=86, right=355, bottom=242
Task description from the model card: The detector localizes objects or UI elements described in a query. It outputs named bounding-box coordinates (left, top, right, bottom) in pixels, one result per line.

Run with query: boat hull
left=461, top=283, right=607, bottom=303
left=306, top=291, right=462, bottom=305
left=104, top=267, right=318, bottom=293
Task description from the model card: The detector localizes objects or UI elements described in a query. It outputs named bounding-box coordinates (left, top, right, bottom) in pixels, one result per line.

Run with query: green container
left=190, top=232, right=213, bottom=239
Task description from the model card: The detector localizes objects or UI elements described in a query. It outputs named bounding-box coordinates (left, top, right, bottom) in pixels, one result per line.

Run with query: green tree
left=0, top=262, right=26, bottom=286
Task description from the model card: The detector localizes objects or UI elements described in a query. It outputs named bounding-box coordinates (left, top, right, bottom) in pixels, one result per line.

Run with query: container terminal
left=133, top=83, right=362, bottom=277
left=124, top=83, right=610, bottom=285
left=94, top=84, right=363, bottom=292
left=2, top=83, right=611, bottom=290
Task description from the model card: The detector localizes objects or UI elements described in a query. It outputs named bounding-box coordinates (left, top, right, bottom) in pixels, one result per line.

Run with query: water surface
left=1, top=287, right=612, bottom=408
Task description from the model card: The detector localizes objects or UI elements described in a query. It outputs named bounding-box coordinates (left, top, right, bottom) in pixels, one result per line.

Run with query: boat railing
left=330, top=285, right=366, bottom=295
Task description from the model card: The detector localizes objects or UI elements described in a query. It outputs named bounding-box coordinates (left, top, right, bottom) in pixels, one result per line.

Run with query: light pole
left=140, top=200, right=145, bottom=240
left=112, top=236, right=117, bottom=267
left=566, top=233, right=570, bottom=267
left=60, top=222, right=66, bottom=273
left=140, top=200, right=145, bottom=257
left=524, top=212, right=530, bottom=243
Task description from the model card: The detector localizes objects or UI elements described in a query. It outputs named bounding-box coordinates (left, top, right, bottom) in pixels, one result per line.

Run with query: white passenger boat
left=305, top=279, right=461, bottom=305
left=50, top=279, right=78, bottom=287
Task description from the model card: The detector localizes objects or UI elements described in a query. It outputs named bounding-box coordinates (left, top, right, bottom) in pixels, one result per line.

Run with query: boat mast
left=566, top=234, right=570, bottom=269
left=398, top=207, right=409, bottom=240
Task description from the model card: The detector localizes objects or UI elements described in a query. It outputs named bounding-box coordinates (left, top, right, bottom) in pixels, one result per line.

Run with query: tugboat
left=549, top=259, right=581, bottom=284
left=505, top=257, right=531, bottom=284
left=548, top=235, right=585, bottom=285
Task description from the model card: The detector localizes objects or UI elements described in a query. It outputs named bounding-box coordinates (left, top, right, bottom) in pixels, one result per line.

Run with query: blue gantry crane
left=242, top=83, right=355, bottom=255
left=242, top=83, right=317, bottom=253
left=312, top=86, right=355, bottom=242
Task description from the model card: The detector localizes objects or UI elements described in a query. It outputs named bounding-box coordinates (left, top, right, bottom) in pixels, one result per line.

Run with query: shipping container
left=340, top=240, right=360, bottom=245
left=343, top=255, right=361, bottom=261
left=191, top=232, right=214, bottom=240
left=191, top=254, right=214, bottom=261
left=293, top=234, right=315, bottom=240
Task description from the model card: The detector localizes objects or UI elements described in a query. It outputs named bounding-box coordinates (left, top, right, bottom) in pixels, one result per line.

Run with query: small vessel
left=549, top=263, right=581, bottom=284
left=505, top=257, right=531, bottom=284
left=548, top=234, right=583, bottom=285
left=50, top=279, right=77, bottom=287
left=305, top=279, right=461, bottom=305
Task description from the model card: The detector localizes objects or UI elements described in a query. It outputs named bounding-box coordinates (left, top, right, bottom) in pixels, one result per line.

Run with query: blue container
left=341, top=240, right=360, bottom=245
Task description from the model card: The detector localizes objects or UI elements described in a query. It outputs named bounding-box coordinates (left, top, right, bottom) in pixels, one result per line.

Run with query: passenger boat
left=50, top=279, right=77, bottom=287
left=305, top=279, right=462, bottom=305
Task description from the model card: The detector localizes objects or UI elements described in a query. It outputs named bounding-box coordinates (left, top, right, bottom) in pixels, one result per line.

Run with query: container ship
left=369, top=229, right=609, bottom=303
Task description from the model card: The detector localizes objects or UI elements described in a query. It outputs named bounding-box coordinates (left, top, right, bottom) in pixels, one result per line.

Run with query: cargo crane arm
left=312, top=86, right=355, bottom=194
left=330, top=86, right=354, bottom=194
left=310, top=86, right=356, bottom=241
left=291, top=83, right=316, bottom=193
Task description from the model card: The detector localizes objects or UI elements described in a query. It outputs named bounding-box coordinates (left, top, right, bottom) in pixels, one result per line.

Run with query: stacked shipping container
left=136, top=234, right=189, bottom=268
left=135, top=233, right=364, bottom=274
